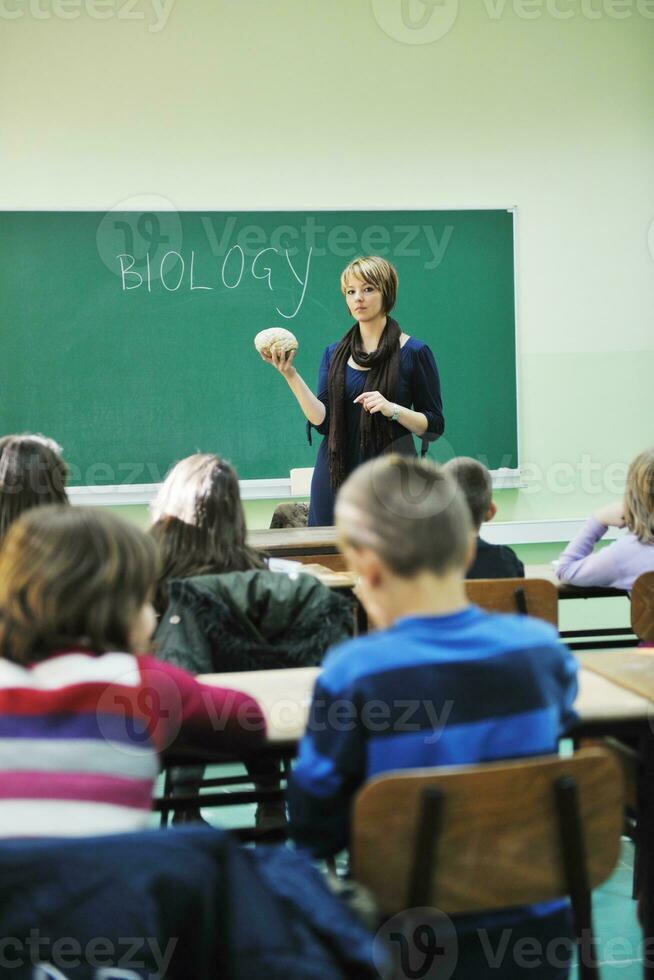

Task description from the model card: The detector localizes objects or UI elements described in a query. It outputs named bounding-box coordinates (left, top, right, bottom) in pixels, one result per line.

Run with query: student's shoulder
left=318, top=632, right=395, bottom=693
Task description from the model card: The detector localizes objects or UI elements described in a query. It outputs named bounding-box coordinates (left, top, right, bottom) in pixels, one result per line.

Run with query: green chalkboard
left=0, top=210, right=517, bottom=486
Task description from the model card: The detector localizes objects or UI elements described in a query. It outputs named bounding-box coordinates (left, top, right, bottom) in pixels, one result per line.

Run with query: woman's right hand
left=260, top=347, right=297, bottom=380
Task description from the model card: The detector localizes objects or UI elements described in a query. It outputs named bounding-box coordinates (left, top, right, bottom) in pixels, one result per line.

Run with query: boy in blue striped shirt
left=288, top=455, right=578, bottom=979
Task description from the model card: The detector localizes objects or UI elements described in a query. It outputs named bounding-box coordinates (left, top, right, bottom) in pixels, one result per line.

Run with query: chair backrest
left=351, top=748, right=622, bottom=917
left=632, top=571, right=654, bottom=642
left=466, top=577, right=558, bottom=627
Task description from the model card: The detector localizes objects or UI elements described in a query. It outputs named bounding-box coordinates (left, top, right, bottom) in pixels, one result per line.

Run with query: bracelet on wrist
left=390, top=404, right=401, bottom=422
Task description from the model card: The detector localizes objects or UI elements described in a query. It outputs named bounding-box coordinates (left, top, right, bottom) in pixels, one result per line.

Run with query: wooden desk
left=199, top=651, right=650, bottom=746
left=294, top=563, right=357, bottom=589
left=249, top=527, right=338, bottom=557
left=526, top=563, right=629, bottom=600
left=526, top=564, right=634, bottom=650
left=254, top=534, right=633, bottom=645
left=255, top=542, right=627, bottom=598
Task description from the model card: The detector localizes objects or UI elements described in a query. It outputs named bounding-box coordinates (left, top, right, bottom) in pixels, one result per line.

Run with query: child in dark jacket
left=444, top=456, right=524, bottom=579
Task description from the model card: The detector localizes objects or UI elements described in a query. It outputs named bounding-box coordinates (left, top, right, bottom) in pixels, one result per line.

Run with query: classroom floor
left=155, top=766, right=643, bottom=978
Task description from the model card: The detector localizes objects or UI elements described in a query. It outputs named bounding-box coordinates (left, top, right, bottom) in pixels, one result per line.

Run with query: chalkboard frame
left=1, top=206, right=521, bottom=502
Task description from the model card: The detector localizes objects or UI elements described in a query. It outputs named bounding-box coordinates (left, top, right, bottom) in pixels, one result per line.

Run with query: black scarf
left=327, top=316, right=401, bottom=493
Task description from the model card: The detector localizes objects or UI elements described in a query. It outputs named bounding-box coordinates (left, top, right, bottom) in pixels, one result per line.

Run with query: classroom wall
left=2, top=0, right=653, bottom=525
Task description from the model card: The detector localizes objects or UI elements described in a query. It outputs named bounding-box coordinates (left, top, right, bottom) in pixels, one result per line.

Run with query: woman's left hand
left=353, top=391, right=395, bottom=417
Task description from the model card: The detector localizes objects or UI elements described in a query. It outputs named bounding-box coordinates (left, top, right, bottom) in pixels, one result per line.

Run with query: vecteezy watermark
left=96, top=195, right=183, bottom=282
left=5, top=447, right=631, bottom=501
left=371, top=0, right=460, bottom=44
left=308, top=696, right=454, bottom=743
left=481, top=0, right=654, bottom=19
left=374, top=908, right=459, bottom=980
left=0, top=929, right=177, bottom=977
left=375, top=914, right=648, bottom=977
left=199, top=215, right=453, bottom=268
left=96, top=671, right=264, bottom=755
left=0, top=0, right=175, bottom=32
left=103, top=211, right=454, bottom=320
left=370, top=0, right=654, bottom=43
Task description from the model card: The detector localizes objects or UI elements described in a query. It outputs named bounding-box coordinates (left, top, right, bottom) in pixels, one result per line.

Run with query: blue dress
left=307, top=336, right=444, bottom=526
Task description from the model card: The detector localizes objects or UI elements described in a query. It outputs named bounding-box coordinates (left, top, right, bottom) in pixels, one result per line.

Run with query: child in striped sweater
left=0, top=505, right=265, bottom=838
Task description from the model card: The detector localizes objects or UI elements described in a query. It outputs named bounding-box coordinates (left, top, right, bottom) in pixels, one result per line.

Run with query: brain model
left=254, top=328, right=298, bottom=359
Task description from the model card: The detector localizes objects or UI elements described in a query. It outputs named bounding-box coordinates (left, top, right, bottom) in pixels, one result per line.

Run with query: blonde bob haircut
left=335, top=455, right=472, bottom=578
left=624, top=447, right=654, bottom=544
left=0, top=505, right=159, bottom=665
left=340, top=256, right=399, bottom=314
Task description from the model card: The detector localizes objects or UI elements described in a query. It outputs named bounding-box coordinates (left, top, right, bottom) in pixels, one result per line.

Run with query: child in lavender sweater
left=556, top=448, right=654, bottom=592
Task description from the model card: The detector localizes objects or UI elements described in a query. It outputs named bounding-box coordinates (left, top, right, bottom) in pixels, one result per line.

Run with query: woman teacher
left=262, top=256, right=444, bottom=526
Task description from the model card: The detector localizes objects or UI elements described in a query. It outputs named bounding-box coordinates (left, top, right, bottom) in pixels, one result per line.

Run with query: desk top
left=527, top=564, right=628, bottom=599
left=250, top=530, right=626, bottom=600
left=199, top=650, right=651, bottom=744
left=249, top=526, right=337, bottom=553
left=280, top=561, right=628, bottom=601
left=293, top=563, right=356, bottom=588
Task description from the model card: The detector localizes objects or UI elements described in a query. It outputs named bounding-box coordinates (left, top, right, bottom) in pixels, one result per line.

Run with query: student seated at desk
left=150, top=452, right=265, bottom=615
left=556, top=447, right=654, bottom=591
left=0, top=506, right=265, bottom=838
left=443, top=456, right=524, bottom=579
left=0, top=433, right=69, bottom=542
left=150, top=452, right=350, bottom=828
left=288, top=455, right=578, bottom=978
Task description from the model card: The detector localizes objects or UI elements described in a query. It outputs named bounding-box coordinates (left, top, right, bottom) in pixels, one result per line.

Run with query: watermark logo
left=371, top=0, right=460, bottom=43
left=0, top=0, right=176, bottom=32
left=374, top=908, right=458, bottom=979
left=96, top=664, right=183, bottom=755
left=363, top=438, right=460, bottom=522
left=95, top=194, right=183, bottom=282
left=482, top=0, right=654, bottom=19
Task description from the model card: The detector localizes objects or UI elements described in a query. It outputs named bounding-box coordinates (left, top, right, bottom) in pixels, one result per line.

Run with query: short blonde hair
left=340, top=256, right=398, bottom=313
left=335, top=455, right=471, bottom=577
left=624, top=448, right=654, bottom=543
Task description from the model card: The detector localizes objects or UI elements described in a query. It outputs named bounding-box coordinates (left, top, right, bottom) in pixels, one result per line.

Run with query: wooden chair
left=466, top=577, right=558, bottom=627
left=352, top=748, right=623, bottom=980
left=632, top=571, right=654, bottom=643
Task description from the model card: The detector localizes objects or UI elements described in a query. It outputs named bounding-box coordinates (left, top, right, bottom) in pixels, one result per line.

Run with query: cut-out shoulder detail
left=400, top=333, right=411, bottom=348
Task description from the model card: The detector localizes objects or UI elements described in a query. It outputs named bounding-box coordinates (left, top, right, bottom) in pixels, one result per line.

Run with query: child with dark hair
left=0, top=433, right=69, bottom=541
left=444, top=456, right=524, bottom=579
left=150, top=453, right=265, bottom=614
left=151, top=452, right=351, bottom=828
